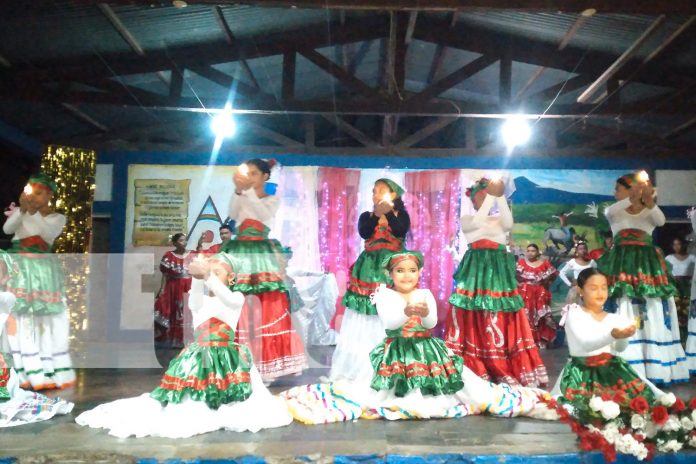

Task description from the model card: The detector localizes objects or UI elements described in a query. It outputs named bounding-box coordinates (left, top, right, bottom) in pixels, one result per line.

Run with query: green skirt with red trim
left=0, top=352, right=10, bottom=402
left=559, top=353, right=656, bottom=405
left=4, top=240, right=66, bottom=315
left=150, top=319, right=254, bottom=409
left=597, top=229, right=676, bottom=299
left=369, top=318, right=465, bottom=397
left=448, top=241, right=523, bottom=312
left=342, top=247, right=401, bottom=316
left=220, top=219, right=289, bottom=295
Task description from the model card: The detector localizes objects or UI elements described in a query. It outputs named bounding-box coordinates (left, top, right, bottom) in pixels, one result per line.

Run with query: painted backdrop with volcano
left=504, top=169, right=625, bottom=312
left=507, top=170, right=622, bottom=253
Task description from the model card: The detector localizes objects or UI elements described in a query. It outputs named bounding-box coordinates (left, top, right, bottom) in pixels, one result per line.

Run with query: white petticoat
left=329, top=309, right=384, bottom=383
left=611, top=296, right=689, bottom=385
left=685, top=299, right=696, bottom=374
left=0, top=368, right=73, bottom=427
left=75, top=366, right=292, bottom=438
left=284, top=364, right=556, bottom=424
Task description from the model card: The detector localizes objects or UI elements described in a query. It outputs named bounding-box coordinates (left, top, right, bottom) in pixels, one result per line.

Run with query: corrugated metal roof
left=455, top=12, right=695, bottom=66
left=0, top=5, right=693, bottom=149
left=0, top=3, right=127, bottom=62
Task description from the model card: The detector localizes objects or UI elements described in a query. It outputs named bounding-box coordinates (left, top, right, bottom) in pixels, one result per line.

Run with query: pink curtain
left=405, top=169, right=461, bottom=337
left=318, top=167, right=361, bottom=331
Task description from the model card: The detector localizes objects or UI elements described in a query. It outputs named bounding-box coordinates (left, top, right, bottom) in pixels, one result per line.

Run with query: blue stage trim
left=126, top=452, right=696, bottom=464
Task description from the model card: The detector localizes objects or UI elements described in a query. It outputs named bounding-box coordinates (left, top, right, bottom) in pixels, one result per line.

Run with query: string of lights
left=42, top=145, right=97, bottom=338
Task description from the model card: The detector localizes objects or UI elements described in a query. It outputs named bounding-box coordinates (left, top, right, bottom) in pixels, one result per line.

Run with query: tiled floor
left=1, top=346, right=695, bottom=461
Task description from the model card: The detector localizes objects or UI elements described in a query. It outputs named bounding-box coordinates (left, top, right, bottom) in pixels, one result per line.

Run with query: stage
left=1, top=347, right=695, bottom=463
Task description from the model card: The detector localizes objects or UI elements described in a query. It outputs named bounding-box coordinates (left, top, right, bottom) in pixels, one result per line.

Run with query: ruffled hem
left=608, top=280, right=676, bottom=299
left=341, top=291, right=378, bottom=316
left=686, top=303, right=696, bottom=373
left=150, top=385, right=252, bottom=409
left=557, top=355, right=657, bottom=405
left=370, top=358, right=465, bottom=397
left=221, top=238, right=289, bottom=293
left=445, top=307, right=548, bottom=387
left=610, top=296, right=689, bottom=385
left=598, top=244, right=676, bottom=298
left=450, top=247, right=523, bottom=312
left=232, top=282, right=288, bottom=294
left=151, top=342, right=253, bottom=409
left=7, top=300, right=65, bottom=315
left=448, top=293, right=523, bottom=312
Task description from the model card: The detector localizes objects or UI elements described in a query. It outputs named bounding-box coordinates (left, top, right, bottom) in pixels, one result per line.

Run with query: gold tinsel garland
left=41, top=145, right=96, bottom=337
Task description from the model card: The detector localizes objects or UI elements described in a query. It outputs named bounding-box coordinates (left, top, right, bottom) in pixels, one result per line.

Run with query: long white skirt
left=284, top=364, right=556, bottom=424
left=75, top=365, right=292, bottom=438
left=610, top=296, right=689, bottom=385
left=686, top=298, right=696, bottom=374
left=7, top=311, right=75, bottom=389
left=0, top=368, right=73, bottom=427
left=328, top=309, right=384, bottom=383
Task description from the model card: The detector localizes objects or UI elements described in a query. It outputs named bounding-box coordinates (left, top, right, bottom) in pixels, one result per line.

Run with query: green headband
left=466, top=178, right=489, bottom=200
left=210, top=252, right=238, bottom=273
left=376, top=178, right=404, bottom=198
left=381, top=250, right=424, bottom=271
left=28, top=173, right=57, bottom=193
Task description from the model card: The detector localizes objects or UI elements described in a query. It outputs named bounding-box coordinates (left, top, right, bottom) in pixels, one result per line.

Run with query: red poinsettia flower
left=671, top=397, right=686, bottom=413
left=579, top=439, right=594, bottom=452
left=613, top=391, right=627, bottom=404
left=688, top=396, right=696, bottom=410
left=645, top=443, right=656, bottom=461
left=630, top=396, right=650, bottom=414
left=603, top=446, right=617, bottom=463
left=601, top=393, right=611, bottom=401
left=650, top=405, right=669, bottom=426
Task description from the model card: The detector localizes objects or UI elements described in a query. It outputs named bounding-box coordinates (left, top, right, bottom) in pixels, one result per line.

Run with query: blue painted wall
left=94, top=150, right=696, bottom=342
left=96, top=149, right=696, bottom=254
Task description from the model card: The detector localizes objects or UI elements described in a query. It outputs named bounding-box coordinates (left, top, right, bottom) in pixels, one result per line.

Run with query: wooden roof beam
left=282, top=52, right=296, bottom=101
left=72, top=1, right=696, bottom=14
left=514, top=10, right=594, bottom=103
left=246, top=121, right=303, bottom=148
left=212, top=5, right=260, bottom=90
left=396, top=117, right=456, bottom=148
left=0, top=53, right=11, bottom=69
left=664, top=115, right=696, bottom=139
left=526, top=74, right=596, bottom=103
left=188, top=65, right=274, bottom=101
left=7, top=90, right=689, bottom=117
left=300, top=49, right=384, bottom=100
left=413, top=16, right=694, bottom=91
left=407, top=54, right=498, bottom=107
left=576, top=15, right=666, bottom=103
left=97, top=3, right=170, bottom=87
left=5, top=17, right=389, bottom=83
left=426, top=10, right=460, bottom=85
left=321, top=114, right=379, bottom=147
left=587, top=16, right=696, bottom=110
left=60, top=103, right=109, bottom=132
